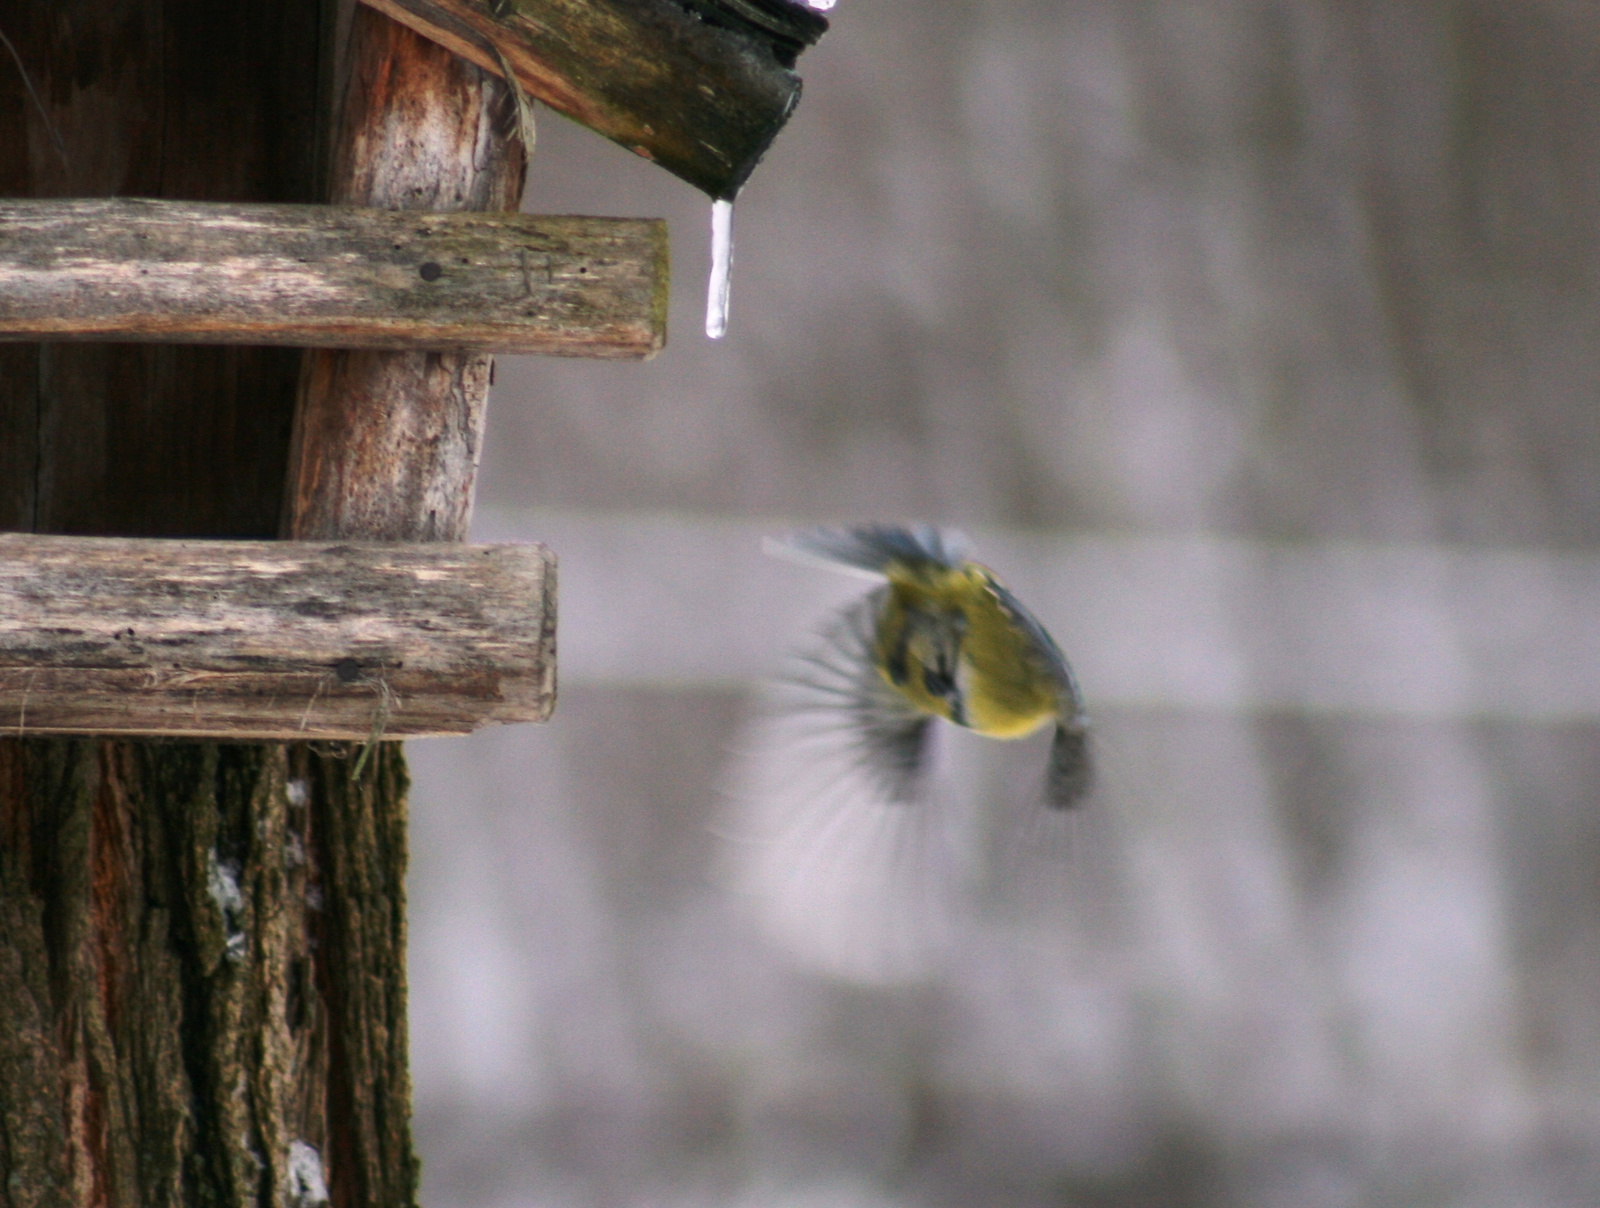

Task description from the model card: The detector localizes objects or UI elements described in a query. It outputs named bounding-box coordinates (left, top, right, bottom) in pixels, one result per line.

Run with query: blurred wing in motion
left=762, top=524, right=970, bottom=579
left=1047, top=721, right=1093, bottom=809
left=721, top=590, right=963, bottom=984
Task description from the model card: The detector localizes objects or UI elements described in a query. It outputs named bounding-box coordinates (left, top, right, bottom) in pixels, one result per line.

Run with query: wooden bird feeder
left=0, top=0, right=827, bottom=1202
left=0, top=0, right=830, bottom=737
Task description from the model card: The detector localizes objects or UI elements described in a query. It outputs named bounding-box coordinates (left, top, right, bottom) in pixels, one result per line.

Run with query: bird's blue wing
left=765, top=524, right=969, bottom=577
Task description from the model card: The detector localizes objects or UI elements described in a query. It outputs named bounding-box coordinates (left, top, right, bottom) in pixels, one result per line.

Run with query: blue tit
left=721, top=524, right=1091, bottom=983
left=765, top=524, right=1092, bottom=809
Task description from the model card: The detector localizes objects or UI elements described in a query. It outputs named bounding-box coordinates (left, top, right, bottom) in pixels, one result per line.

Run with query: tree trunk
left=0, top=738, right=408, bottom=1208
left=0, top=3, right=524, bottom=1205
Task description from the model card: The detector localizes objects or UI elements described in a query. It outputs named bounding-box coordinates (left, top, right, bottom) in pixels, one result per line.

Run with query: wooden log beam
left=0, top=534, right=555, bottom=740
left=0, top=198, right=667, bottom=357
left=362, top=0, right=826, bottom=199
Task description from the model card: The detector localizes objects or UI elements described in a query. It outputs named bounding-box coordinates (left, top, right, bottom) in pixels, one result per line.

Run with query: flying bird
left=724, top=524, right=1092, bottom=982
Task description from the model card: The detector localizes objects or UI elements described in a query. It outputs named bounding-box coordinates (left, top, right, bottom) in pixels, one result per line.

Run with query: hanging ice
left=706, top=199, right=735, bottom=339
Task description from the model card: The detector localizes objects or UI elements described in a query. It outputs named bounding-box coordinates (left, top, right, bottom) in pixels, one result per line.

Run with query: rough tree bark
left=0, top=3, right=525, bottom=1206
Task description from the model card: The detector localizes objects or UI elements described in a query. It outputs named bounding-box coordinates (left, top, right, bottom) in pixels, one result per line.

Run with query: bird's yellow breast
left=876, top=562, right=1060, bottom=740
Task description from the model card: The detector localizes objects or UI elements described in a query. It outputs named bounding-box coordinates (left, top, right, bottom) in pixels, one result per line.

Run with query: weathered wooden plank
left=0, top=198, right=667, bottom=357
left=362, top=0, right=826, bottom=200
left=0, top=534, right=556, bottom=739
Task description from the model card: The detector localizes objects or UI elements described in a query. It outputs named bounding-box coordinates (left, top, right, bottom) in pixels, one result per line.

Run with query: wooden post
left=270, top=10, right=535, bottom=1208
left=285, top=4, right=528, bottom=544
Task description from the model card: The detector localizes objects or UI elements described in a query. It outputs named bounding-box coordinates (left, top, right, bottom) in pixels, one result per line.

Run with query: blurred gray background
left=404, top=3, right=1600, bottom=1204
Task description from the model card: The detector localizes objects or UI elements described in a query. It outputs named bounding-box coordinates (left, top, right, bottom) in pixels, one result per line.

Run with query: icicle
left=706, top=198, right=735, bottom=339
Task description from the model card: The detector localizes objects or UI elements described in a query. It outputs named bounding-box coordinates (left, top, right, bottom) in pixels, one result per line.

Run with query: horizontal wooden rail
left=0, top=198, right=667, bottom=356
left=364, top=0, right=825, bottom=200
left=0, top=534, right=556, bottom=739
